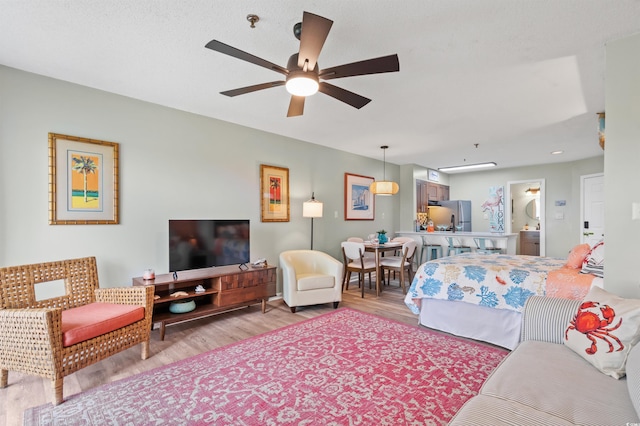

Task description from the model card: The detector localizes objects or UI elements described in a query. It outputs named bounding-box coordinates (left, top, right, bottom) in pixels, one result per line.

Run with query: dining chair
left=389, top=236, right=415, bottom=275
left=390, top=236, right=414, bottom=253
left=346, top=237, right=376, bottom=287
left=380, top=240, right=418, bottom=294
left=341, top=241, right=377, bottom=298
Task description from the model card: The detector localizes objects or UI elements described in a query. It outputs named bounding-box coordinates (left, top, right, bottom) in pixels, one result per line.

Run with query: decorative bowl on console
left=169, top=300, right=196, bottom=314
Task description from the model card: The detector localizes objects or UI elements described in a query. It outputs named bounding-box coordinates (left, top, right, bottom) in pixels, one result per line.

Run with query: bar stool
left=474, top=237, right=502, bottom=254
left=420, top=235, right=443, bottom=264
left=445, top=237, right=472, bottom=256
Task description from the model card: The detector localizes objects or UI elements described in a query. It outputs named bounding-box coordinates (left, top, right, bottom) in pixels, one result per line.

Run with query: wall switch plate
left=483, top=212, right=489, bottom=220
left=334, top=210, right=338, bottom=219
left=633, top=202, right=640, bottom=220
left=555, top=212, right=564, bottom=220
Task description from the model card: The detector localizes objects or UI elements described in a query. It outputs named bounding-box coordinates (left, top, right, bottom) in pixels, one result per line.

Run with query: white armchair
left=279, top=250, right=344, bottom=313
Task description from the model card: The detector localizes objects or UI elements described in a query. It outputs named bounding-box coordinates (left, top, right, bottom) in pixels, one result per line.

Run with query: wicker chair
left=0, top=256, right=154, bottom=405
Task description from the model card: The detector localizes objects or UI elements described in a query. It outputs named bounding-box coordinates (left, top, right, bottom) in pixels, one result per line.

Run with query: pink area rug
left=24, top=308, right=508, bottom=425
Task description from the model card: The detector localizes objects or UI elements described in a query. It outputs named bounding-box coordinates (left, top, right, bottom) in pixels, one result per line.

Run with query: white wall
left=605, top=33, right=640, bottom=298
left=0, top=65, right=400, bottom=290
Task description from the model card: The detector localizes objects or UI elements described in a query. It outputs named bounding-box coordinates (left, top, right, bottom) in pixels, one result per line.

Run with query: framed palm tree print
left=48, top=133, right=119, bottom=225
left=260, top=164, right=289, bottom=222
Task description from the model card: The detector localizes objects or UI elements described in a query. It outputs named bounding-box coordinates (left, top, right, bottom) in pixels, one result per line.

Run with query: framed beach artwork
left=48, top=133, right=119, bottom=225
left=344, top=173, right=375, bottom=220
left=260, top=164, right=290, bottom=222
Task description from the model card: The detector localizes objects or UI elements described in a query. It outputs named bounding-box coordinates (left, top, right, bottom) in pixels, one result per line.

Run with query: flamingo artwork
left=481, top=186, right=503, bottom=214
left=482, top=186, right=505, bottom=232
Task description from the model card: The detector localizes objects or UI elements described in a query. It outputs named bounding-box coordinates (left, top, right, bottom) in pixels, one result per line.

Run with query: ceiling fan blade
left=319, top=54, right=399, bottom=80
left=298, top=12, right=333, bottom=70
left=205, top=40, right=288, bottom=75
left=220, top=81, right=285, bottom=97
left=287, top=96, right=305, bottom=117
left=318, top=82, right=371, bottom=109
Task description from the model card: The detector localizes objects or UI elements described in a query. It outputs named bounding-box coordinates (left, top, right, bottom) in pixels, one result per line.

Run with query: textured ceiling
left=1, top=1, right=639, bottom=172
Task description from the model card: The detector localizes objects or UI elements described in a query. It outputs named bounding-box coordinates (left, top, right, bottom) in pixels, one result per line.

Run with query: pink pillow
left=565, top=243, right=591, bottom=269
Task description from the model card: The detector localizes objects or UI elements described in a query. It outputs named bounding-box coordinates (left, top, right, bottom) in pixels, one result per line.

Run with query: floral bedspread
left=405, top=253, right=566, bottom=314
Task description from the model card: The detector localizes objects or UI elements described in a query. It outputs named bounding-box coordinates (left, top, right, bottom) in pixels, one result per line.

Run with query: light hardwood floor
left=1, top=279, right=418, bottom=425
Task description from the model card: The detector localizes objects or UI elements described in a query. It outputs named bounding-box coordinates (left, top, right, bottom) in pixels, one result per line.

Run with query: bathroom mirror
left=526, top=199, right=539, bottom=220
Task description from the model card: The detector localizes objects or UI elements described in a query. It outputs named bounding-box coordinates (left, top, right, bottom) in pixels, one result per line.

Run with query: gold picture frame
left=260, top=164, right=290, bottom=222
left=48, top=133, right=119, bottom=225
left=344, top=172, right=375, bottom=220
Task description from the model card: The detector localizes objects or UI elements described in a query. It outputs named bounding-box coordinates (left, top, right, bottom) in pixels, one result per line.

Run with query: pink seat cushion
left=61, top=303, right=145, bottom=347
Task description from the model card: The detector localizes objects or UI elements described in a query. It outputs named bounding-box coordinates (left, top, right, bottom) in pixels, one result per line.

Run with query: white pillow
left=564, top=286, right=640, bottom=379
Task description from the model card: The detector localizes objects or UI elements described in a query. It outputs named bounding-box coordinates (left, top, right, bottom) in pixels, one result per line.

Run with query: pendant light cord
left=381, top=145, right=388, bottom=180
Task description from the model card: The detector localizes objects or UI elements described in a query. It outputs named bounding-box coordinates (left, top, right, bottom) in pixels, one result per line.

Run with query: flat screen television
left=169, top=219, right=250, bottom=272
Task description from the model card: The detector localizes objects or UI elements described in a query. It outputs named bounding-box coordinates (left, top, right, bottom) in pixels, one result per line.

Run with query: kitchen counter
left=395, top=231, right=518, bottom=255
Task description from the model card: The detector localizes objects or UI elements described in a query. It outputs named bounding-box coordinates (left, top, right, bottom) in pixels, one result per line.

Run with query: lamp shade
left=370, top=180, right=399, bottom=196
left=303, top=196, right=323, bottom=218
left=371, top=145, right=399, bottom=196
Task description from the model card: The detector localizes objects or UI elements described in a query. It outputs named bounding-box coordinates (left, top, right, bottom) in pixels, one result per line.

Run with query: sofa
left=450, top=295, right=640, bottom=425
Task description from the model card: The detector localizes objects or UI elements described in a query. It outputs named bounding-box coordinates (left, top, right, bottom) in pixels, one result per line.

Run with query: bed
left=405, top=251, right=603, bottom=349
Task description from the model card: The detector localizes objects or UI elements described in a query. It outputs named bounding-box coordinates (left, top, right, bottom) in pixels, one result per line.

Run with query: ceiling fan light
left=286, top=73, right=319, bottom=96
left=370, top=181, right=399, bottom=196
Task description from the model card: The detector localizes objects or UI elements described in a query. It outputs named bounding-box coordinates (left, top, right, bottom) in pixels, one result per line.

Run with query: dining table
left=363, top=241, right=403, bottom=297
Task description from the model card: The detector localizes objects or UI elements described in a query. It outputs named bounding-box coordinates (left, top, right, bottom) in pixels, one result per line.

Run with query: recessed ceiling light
left=438, top=162, right=497, bottom=172
left=551, top=150, right=564, bottom=155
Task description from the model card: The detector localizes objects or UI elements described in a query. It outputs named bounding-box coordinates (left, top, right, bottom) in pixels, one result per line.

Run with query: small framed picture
left=48, top=133, right=119, bottom=225
left=344, top=173, right=375, bottom=220
left=260, top=164, right=290, bottom=222
left=428, top=169, right=440, bottom=182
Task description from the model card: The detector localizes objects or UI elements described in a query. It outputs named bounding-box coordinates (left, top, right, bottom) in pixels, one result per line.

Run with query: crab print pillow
left=564, top=286, right=640, bottom=379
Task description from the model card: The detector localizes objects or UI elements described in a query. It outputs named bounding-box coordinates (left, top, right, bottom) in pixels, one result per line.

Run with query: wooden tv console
left=132, top=264, right=276, bottom=340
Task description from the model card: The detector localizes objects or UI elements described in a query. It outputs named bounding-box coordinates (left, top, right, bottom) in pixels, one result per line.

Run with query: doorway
left=505, top=179, right=546, bottom=256
left=580, top=173, right=604, bottom=245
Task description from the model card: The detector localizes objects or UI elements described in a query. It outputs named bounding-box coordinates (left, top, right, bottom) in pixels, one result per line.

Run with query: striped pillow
left=564, top=286, right=640, bottom=379
left=627, top=343, right=640, bottom=419
left=580, top=240, right=604, bottom=277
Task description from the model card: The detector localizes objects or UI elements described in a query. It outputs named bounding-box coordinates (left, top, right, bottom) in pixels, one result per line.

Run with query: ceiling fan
left=205, top=11, right=400, bottom=117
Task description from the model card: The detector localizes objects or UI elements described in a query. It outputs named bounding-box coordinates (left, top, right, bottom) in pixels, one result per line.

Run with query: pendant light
left=370, top=146, right=399, bottom=196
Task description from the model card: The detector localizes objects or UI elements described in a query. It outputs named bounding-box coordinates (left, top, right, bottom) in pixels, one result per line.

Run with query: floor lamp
left=303, top=192, right=323, bottom=250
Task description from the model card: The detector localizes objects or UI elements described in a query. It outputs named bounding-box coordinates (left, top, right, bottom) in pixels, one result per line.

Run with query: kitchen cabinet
left=519, top=231, right=540, bottom=256
left=416, top=179, right=449, bottom=213
left=417, top=179, right=428, bottom=212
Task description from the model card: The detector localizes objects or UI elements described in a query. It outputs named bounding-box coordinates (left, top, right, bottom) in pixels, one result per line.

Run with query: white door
left=581, top=173, right=604, bottom=245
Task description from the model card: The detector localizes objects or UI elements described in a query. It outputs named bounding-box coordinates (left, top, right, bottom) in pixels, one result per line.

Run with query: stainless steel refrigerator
left=428, top=200, right=472, bottom=231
